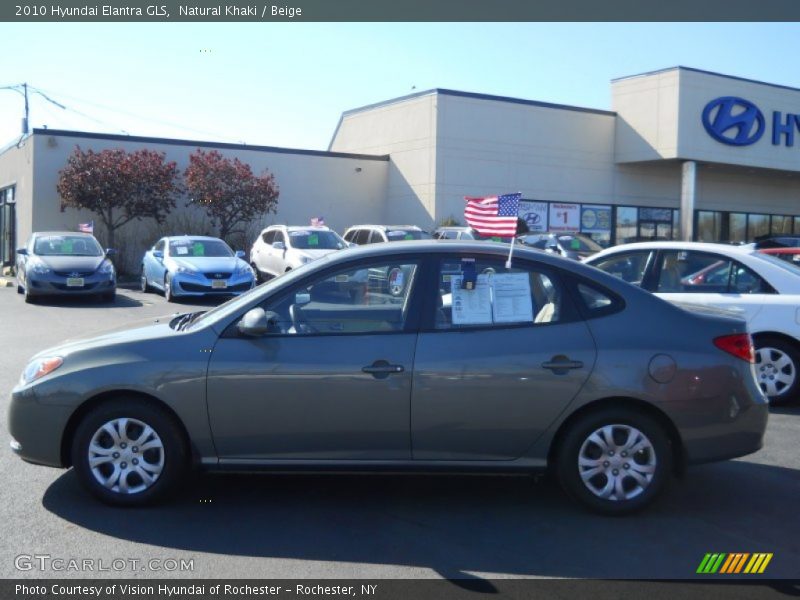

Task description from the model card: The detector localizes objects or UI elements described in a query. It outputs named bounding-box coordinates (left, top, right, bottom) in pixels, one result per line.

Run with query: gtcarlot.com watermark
left=15, top=554, right=194, bottom=573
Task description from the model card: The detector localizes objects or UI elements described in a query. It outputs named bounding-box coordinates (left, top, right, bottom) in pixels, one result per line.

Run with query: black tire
left=16, top=281, right=23, bottom=294
left=70, top=398, right=188, bottom=506
left=140, top=266, right=150, bottom=293
left=753, top=336, right=800, bottom=405
left=23, top=285, right=36, bottom=304
left=164, top=273, right=176, bottom=303
left=555, top=407, right=672, bottom=515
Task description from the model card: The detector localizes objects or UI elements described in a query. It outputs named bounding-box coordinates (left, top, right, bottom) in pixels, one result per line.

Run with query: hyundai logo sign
left=702, top=97, right=765, bottom=146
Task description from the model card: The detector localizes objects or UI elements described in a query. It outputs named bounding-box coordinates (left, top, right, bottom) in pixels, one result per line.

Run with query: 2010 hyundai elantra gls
left=8, top=241, right=768, bottom=514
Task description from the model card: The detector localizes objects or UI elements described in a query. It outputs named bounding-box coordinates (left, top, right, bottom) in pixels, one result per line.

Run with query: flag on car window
left=464, top=193, right=521, bottom=237
left=310, top=217, right=325, bottom=227
left=78, top=220, right=94, bottom=234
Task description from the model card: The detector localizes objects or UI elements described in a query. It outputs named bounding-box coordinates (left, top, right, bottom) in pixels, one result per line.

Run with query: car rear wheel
left=754, top=337, right=800, bottom=405
left=555, top=407, right=671, bottom=515
left=71, top=398, right=188, bottom=506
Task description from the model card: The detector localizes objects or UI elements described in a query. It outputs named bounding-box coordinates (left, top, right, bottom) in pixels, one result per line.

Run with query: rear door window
left=591, top=251, right=653, bottom=287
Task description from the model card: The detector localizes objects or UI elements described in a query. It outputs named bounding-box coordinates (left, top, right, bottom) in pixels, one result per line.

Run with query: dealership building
left=2, top=65, right=800, bottom=269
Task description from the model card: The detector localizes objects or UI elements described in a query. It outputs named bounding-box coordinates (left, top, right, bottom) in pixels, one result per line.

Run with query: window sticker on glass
left=451, top=274, right=493, bottom=325
left=175, top=246, right=189, bottom=255
left=192, top=242, right=205, bottom=256
left=404, top=234, right=414, bottom=240
left=387, top=231, right=406, bottom=238
left=308, top=234, right=319, bottom=246
left=61, top=240, right=74, bottom=253
left=491, top=273, right=534, bottom=323
left=570, top=238, right=581, bottom=250
left=289, top=231, right=310, bottom=236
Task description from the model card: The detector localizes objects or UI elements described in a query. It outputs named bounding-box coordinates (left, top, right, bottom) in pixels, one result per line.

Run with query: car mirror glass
left=235, top=250, right=245, bottom=259
left=153, top=250, right=164, bottom=259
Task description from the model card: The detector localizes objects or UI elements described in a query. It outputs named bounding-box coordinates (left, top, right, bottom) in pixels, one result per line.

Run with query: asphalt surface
left=0, top=285, right=798, bottom=580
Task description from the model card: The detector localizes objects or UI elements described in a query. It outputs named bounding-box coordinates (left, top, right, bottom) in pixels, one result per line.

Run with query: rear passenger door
left=410, top=255, right=597, bottom=461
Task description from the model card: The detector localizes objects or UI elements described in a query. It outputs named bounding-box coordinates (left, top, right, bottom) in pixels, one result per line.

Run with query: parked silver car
left=16, top=231, right=116, bottom=303
left=249, top=225, right=347, bottom=281
left=8, top=241, right=767, bottom=514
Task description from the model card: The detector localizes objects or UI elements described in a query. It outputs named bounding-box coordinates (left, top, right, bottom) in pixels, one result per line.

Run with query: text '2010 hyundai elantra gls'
left=8, top=241, right=768, bottom=514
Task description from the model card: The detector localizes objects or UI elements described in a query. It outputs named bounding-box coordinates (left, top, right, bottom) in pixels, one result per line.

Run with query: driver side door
left=206, top=257, right=423, bottom=460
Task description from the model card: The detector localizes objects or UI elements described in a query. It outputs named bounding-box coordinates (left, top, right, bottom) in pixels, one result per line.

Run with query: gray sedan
left=8, top=241, right=768, bottom=514
left=16, top=231, right=116, bottom=303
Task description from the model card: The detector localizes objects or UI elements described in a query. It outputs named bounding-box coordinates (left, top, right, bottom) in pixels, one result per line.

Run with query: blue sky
left=1, top=22, right=799, bottom=150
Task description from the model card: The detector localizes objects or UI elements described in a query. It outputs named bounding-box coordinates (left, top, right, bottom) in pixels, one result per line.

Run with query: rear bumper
left=682, top=401, right=769, bottom=465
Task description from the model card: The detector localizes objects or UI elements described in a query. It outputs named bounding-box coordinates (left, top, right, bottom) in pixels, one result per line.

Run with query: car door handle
left=541, top=357, right=584, bottom=372
left=362, top=360, right=405, bottom=379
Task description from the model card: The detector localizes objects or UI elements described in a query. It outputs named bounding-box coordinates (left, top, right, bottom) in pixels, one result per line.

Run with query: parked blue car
left=140, top=236, right=255, bottom=302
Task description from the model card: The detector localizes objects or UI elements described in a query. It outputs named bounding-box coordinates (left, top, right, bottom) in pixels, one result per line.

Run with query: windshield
left=385, top=229, right=431, bottom=241
left=752, top=251, right=800, bottom=277
left=288, top=230, right=346, bottom=250
left=34, top=235, right=103, bottom=256
left=187, top=255, right=331, bottom=331
left=169, top=239, right=233, bottom=258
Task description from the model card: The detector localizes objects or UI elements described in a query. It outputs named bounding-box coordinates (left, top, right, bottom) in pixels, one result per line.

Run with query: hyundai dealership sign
left=702, top=96, right=800, bottom=147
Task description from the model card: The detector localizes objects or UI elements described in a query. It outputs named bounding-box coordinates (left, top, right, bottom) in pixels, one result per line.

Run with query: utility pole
left=22, top=82, right=29, bottom=134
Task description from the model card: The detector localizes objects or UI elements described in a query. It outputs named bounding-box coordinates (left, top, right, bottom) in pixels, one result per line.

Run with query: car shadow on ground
left=42, top=460, right=800, bottom=580
left=23, top=293, right=143, bottom=309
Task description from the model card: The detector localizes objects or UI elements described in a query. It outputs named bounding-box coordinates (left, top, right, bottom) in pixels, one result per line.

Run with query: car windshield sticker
left=308, top=234, right=319, bottom=246
left=61, top=239, right=74, bottom=253
left=404, top=234, right=414, bottom=240
left=175, top=246, right=189, bottom=255
left=387, top=231, right=406, bottom=238
left=451, top=274, right=492, bottom=325
left=460, top=258, right=477, bottom=289
left=570, top=238, right=582, bottom=250
left=491, top=273, right=534, bottom=323
left=192, top=242, right=205, bottom=256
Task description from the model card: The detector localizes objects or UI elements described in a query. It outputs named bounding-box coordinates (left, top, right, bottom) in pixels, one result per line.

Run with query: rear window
left=386, top=229, right=430, bottom=241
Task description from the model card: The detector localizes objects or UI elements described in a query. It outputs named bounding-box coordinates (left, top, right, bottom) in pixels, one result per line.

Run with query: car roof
left=591, top=240, right=752, bottom=257
left=32, top=231, right=97, bottom=238
left=165, top=235, right=226, bottom=242
left=265, top=225, right=331, bottom=232
left=345, top=224, right=423, bottom=231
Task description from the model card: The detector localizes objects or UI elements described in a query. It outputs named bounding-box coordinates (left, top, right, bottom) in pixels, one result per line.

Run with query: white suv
left=249, top=225, right=347, bottom=281
left=342, top=224, right=430, bottom=245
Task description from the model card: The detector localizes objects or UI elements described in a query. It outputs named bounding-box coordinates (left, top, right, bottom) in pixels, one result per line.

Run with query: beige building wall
left=435, top=93, right=618, bottom=222
left=329, top=93, right=437, bottom=227
left=26, top=132, right=388, bottom=271
left=0, top=138, right=34, bottom=252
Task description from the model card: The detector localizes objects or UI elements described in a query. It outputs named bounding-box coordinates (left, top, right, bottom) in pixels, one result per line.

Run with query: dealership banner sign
left=580, top=205, right=611, bottom=233
left=518, top=201, right=548, bottom=232
left=549, top=203, right=580, bottom=232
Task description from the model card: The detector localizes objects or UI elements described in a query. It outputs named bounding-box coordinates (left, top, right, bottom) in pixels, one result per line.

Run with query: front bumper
left=25, top=271, right=115, bottom=297
left=171, top=271, right=255, bottom=297
left=8, top=385, right=71, bottom=468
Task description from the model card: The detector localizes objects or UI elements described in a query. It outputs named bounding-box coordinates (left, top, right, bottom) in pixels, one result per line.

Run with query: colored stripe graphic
left=698, top=552, right=773, bottom=574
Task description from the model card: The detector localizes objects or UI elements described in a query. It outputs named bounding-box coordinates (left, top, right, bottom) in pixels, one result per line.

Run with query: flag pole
left=505, top=191, right=521, bottom=269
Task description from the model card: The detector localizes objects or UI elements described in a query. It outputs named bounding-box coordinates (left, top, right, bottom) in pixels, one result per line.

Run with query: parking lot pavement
left=0, top=286, right=798, bottom=580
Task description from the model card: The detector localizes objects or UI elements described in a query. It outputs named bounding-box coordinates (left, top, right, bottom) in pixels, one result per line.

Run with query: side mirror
left=16, top=248, right=27, bottom=256
left=153, top=250, right=164, bottom=259
left=237, top=308, right=280, bottom=337
left=105, top=248, right=117, bottom=256
left=235, top=250, right=245, bottom=259
left=272, top=241, right=286, bottom=251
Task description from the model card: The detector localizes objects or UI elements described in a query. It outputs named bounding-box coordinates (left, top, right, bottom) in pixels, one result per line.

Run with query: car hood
left=293, top=248, right=340, bottom=260
left=36, top=255, right=105, bottom=271
left=169, top=256, right=244, bottom=272
left=31, top=313, right=186, bottom=360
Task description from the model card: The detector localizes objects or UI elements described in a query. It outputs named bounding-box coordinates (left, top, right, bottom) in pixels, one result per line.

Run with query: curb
left=0, top=277, right=15, bottom=288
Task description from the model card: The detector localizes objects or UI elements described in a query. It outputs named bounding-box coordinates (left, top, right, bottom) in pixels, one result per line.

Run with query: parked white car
left=586, top=241, right=800, bottom=404
left=249, top=225, right=347, bottom=281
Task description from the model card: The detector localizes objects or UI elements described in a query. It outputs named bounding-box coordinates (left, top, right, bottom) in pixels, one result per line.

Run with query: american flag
left=78, top=221, right=94, bottom=234
left=464, top=193, right=521, bottom=237
left=310, top=216, right=325, bottom=227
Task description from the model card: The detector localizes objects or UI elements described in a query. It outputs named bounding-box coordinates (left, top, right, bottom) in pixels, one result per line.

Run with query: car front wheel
left=555, top=407, right=671, bottom=515
left=754, top=337, right=800, bottom=405
left=70, top=398, right=188, bottom=506
left=164, top=273, right=175, bottom=302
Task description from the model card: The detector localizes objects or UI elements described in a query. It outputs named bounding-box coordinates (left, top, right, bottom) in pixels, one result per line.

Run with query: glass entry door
left=0, top=189, right=15, bottom=267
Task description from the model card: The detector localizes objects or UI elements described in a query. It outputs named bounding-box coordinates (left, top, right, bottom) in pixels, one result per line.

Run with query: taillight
left=714, top=333, right=755, bottom=363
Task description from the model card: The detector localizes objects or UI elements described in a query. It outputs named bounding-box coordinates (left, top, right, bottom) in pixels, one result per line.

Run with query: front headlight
left=20, top=356, right=63, bottom=385
left=175, top=265, right=196, bottom=275
left=299, top=256, right=313, bottom=265
left=30, top=261, right=51, bottom=275
left=99, top=260, right=115, bottom=274
left=237, top=264, right=254, bottom=276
